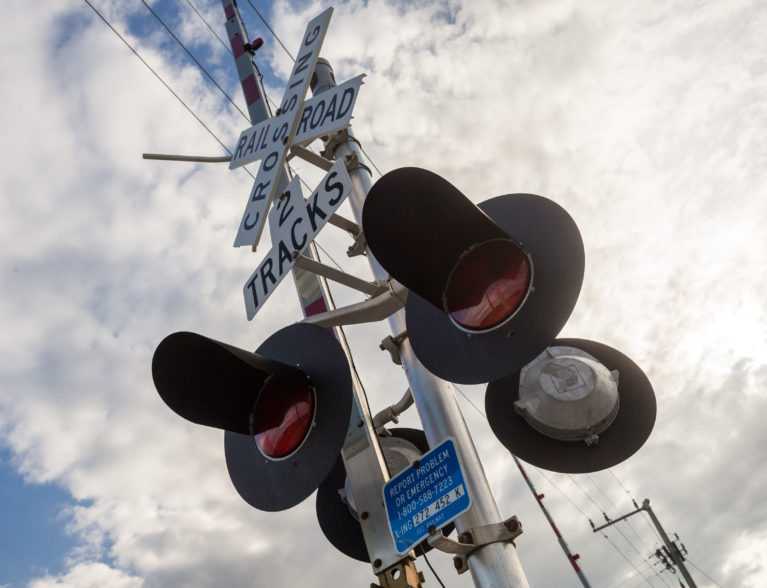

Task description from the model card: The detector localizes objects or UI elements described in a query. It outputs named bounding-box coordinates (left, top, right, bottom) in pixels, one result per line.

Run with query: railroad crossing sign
left=229, top=7, right=363, bottom=248
left=243, top=160, right=352, bottom=319
left=383, top=438, right=472, bottom=555
left=232, top=7, right=332, bottom=249
left=226, top=7, right=365, bottom=320
left=229, top=74, right=364, bottom=171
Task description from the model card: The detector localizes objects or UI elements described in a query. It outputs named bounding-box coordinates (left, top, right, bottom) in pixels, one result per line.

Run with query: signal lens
left=251, top=377, right=315, bottom=459
left=444, top=239, right=532, bottom=332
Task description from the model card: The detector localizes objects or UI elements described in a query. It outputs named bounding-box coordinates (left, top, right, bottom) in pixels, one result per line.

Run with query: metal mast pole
left=221, top=2, right=403, bottom=579
left=312, top=59, right=529, bottom=588
left=512, top=455, right=591, bottom=587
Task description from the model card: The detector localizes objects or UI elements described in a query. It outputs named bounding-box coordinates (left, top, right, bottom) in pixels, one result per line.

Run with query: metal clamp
left=343, top=151, right=372, bottom=175
left=347, top=230, right=367, bottom=257
left=427, top=516, right=523, bottom=575
left=380, top=330, right=408, bottom=366
left=371, top=559, right=425, bottom=588
left=321, top=128, right=355, bottom=158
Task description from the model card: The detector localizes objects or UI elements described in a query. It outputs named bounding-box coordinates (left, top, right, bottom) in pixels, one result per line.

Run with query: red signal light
left=443, top=239, right=532, bottom=332
left=251, top=377, right=315, bottom=459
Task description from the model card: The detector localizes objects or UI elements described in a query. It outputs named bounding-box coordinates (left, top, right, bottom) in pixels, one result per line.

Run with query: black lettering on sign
left=306, top=191, right=327, bottom=232
left=260, top=257, right=276, bottom=294
left=320, top=93, right=338, bottom=128
left=290, top=217, right=307, bottom=251
left=243, top=211, right=259, bottom=230
left=277, top=240, right=293, bottom=275
left=234, top=134, right=247, bottom=160
left=250, top=180, right=270, bottom=202
left=297, top=104, right=312, bottom=137
left=281, top=95, right=298, bottom=117
left=294, top=50, right=312, bottom=76
left=304, top=25, right=320, bottom=46
left=245, top=275, right=259, bottom=309
left=324, top=171, right=344, bottom=206
left=278, top=189, right=294, bottom=227
left=262, top=151, right=279, bottom=172
left=244, top=131, right=258, bottom=157
left=272, top=122, right=289, bottom=143
left=338, top=87, right=354, bottom=119
left=257, top=125, right=269, bottom=151
left=310, top=101, right=326, bottom=128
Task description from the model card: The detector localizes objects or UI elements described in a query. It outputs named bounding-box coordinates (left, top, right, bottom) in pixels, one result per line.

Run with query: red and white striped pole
left=512, top=455, right=592, bottom=587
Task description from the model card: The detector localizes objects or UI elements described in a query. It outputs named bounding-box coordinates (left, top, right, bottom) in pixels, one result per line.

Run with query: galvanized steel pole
left=313, top=59, right=530, bottom=588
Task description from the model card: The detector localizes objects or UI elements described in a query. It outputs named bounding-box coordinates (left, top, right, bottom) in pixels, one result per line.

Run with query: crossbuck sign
left=231, top=7, right=362, bottom=250
left=229, top=8, right=363, bottom=319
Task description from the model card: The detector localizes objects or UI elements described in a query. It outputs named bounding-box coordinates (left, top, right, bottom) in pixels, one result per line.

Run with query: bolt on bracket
left=380, top=330, right=408, bottom=366
left=426, top=516, right=523, bottom=575
left=371, top=558, right=424, bottom=588
left=347, top=230, right=368, bottom=257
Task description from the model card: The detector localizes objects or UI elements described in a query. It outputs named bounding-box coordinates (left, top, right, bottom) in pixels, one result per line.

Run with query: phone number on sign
left=412, top=484, right=466, bottom=527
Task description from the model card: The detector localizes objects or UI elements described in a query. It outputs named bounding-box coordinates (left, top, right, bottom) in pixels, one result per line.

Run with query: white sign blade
left=232, top=149, right=284, bottom=248
left=243, top=160, right=353, bottom=320
left=233, top=7, right=333, bottom=249
left=229, top=74, right=365, bottom=170
left=293, top=74, right=365, bottom=146
left=228, top=115, right=284, bottom=171
left=268, top=175, right=304, bottom=243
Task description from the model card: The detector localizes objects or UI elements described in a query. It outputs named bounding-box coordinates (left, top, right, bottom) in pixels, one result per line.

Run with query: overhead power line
left=83, top=0, right=252, bottom=178
left=244, top=0, right=295, bottom=61
left=140, top=0, right=250, bottom=122
left=182, top=0, right=233, bottom=55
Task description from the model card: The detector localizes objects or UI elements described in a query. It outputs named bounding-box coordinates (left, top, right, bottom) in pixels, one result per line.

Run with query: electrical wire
left=359, top=142, right=383, bottom=177
left=170, top=0, right=351, bottom=274
left=90, top=8, right=673, bottom=587
left=608, top=470, right=667, bottom=550
left=534, top=467, right=594, bottom=522
left=685, top=558, right=723, bottom=587
left=244, top=0, right=295, bottom=61
left=587, top=473, right=620, bottom=511
left=182, top=0, right=233, bottom=55
left=451, top=384, right=596, bottom=525
left=141, top=0, right=250, bottom=122
left=238, top=0, right=384, bottom=179
left=604, top=558, right=672, bottom=588
left=576, top=476, right=672, bottom=588
left=82, top=0, right=256, bottom=180
left=568, top=473, right=610, bottom=516
left=415, top=545, right=446, bottom=588
left=599, top=532, right=654, bottom=587
left=452, top=384, right=669, bottom=588
left=586, top=474, right=655, bottom=559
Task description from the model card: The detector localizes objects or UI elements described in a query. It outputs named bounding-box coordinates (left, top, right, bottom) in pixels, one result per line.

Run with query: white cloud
left=0, top=0, right=764, bottom=586
left=27, top=562, right=143, bottom=588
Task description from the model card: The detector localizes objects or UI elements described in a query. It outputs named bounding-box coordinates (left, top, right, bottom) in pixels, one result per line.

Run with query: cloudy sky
left=1, top=0, right=765, bottom=586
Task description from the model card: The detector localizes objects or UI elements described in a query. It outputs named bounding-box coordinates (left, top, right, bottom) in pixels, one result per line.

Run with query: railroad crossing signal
left=151, top=3, right=659, bottom=582
left=362, top=167, right=656, bottom=472
left=362, top=167, right=585, bottom=385
left=486, top=338, right=656, bottom=473
left=152, top=323, right=352, bottom=511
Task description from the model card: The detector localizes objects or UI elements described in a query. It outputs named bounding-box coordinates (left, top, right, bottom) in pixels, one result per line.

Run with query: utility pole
left=592, top=498, right=697, bottom=587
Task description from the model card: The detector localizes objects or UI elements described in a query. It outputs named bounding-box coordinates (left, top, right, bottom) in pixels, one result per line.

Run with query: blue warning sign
left=383, top=438, right=471, bottom=554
